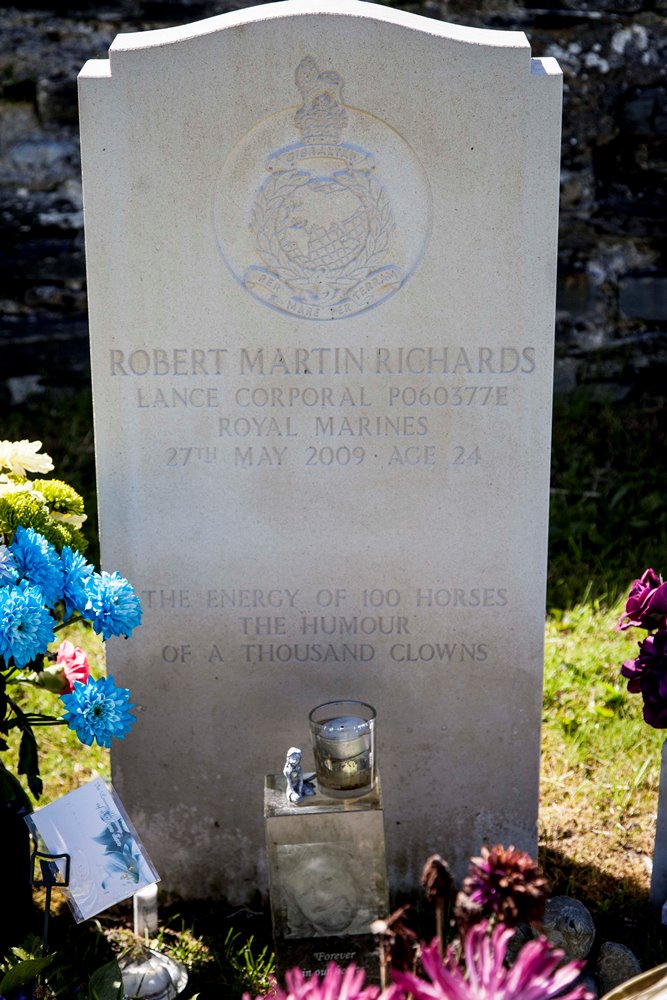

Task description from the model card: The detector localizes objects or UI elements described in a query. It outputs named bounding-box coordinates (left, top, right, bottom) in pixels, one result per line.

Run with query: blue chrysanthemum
left=0, top=582, right=56, bottom=668
left=0, top=544, right=18, bottom=586
left=60, top=545, right=94, bottom=619
left=84, top=571, right=142, bottom=640
left=11, top=526, right=64, bottom=608
left=60, top=675, right=135, bottom=748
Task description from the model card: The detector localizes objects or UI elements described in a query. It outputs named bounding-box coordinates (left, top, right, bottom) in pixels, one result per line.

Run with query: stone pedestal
left=264, top=774, right=389, bottom=982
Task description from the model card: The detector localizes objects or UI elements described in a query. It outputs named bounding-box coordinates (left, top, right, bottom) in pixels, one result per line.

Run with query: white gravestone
left=79, top=0, right=562, bottom=899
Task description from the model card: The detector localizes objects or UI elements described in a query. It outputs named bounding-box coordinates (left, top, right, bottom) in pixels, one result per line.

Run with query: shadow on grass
left=540, top=843, right=667, bottom=970
left=548, top=385, right=667, bottom=610
left=9, top=894, right=275, bottom=1000
left=11, top=850, right=667, bottom=994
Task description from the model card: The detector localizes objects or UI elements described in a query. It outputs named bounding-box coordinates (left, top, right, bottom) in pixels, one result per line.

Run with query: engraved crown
left=294, top=56, right=348, bottom=145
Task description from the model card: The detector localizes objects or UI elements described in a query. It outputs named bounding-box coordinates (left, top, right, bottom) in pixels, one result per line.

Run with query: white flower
left=0, top=440, right=54, bottom=477
left=51, top=510, right=88, bottom=529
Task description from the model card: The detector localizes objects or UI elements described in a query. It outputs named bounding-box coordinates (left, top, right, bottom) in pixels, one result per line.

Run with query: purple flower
left=392, top=922, right=593, bottom=1000
left=457, top=844, right=547, bottom=929
left=421, top=854, right=454, bottom=905
left=242, top=963, right=399, bottom=999
left=622, top=631, right=667, bottom=728
left=616, top=568, right=667, bottom=633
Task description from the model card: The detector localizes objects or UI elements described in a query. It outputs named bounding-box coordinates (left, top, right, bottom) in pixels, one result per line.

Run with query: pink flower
left=392, top=922, right=593, bottom=1000
left=56, top=639, right=90, bottom=693
left=242, top=962, right=401, bottom=1000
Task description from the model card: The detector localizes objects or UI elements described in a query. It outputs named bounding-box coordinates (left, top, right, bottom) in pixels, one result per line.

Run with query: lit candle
left=318, top=716, right=371, bottom=759
left=309, top=701, right=376, bottom=799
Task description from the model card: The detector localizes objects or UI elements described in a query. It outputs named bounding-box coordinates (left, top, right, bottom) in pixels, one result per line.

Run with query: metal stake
left=30, top=848, right=71, bottom=955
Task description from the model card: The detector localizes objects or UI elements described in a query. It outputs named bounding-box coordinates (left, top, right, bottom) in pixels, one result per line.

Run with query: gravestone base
left=264, top=774, right=388, bottom=983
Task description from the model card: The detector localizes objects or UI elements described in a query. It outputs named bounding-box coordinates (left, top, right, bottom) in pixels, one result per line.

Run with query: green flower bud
left=0, top=492, right=49, bottom=536
left=32, top=479, right=85, bottom=517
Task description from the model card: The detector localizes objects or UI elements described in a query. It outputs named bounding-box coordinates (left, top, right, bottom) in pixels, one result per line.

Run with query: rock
left=621, top=86, right=667, bottom=138
left=596, top=941, right=642, bottom=996
left=543, top=896, right=595, bottom=960
left=505, top=923, right=533, bottom=965
left=619, top=275, right=667, bottom=321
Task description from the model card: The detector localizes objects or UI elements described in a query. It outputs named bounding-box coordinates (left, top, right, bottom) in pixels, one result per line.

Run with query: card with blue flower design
left=25, top=777, right=159, bottom=922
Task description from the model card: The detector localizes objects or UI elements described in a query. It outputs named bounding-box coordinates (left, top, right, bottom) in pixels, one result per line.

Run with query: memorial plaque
left=264, top=774, right=388, bottom=981
left=79, top=0, right=562, bottom=898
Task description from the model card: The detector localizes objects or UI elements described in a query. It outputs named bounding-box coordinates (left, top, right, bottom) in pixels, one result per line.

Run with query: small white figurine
left=284, top=747, right=316, bottom=805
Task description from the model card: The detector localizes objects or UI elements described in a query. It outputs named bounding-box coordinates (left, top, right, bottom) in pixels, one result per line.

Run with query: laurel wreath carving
left=250, top=167, right=395, bottom=303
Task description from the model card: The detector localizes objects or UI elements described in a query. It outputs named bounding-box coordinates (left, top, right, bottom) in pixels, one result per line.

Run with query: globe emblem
left=279, top=177, right=369, bottom=274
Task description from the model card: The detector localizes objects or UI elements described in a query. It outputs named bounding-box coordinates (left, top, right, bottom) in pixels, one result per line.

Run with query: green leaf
left=0, top=761, right=32, bottom=814
left=18, top=728, right=42, bottom=799
left=0, top=955, right=54, bottom=994
left=27, top=770, right=43, bottom=798
left=89, top=958, right=124, bottom=1000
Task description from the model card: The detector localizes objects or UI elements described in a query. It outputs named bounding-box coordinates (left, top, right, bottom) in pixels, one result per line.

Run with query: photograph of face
left=276, top=842, right=380, bottom=939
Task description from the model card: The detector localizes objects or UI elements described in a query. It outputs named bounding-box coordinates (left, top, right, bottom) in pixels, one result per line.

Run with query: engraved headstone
left=79, top=0, right=562, bottom=898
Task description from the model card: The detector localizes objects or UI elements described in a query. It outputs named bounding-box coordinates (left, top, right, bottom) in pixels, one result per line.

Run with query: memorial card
left=26, top=777, right=159, bottom=922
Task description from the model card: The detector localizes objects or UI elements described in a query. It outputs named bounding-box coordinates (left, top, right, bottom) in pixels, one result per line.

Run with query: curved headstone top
left=101, top=1, right=530, bottom=57
left=79, top=0, right=561, bottom=899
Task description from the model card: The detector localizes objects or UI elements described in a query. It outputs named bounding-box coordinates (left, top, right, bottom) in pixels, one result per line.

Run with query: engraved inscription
left=110, top=343, right=536, bottom=476
left=110, top=345, right=536, bottom=378
left=142, top=581, right=508, bottom=670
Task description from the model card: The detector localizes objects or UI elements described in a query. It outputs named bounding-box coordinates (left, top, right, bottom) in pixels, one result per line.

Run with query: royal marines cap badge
left=215, top=56, right=431, bottom=321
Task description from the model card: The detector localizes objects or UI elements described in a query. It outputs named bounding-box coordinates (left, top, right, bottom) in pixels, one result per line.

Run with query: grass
left=540, top=600, right=665, bottom=966
left=2, top=385, right=667, bottom=992
left=5, top=621, right=108, bottom=802
left=548, top=389, right=667, bottom=609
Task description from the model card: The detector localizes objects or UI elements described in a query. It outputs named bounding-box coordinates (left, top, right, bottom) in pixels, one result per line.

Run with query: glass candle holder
left=308, top=700, right=376, bottom=799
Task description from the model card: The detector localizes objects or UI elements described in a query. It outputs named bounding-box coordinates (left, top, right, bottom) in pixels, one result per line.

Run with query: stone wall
left=1, top=0, right=665, bottom=407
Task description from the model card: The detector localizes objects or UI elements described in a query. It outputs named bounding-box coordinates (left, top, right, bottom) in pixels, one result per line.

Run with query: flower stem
left=435, top=899, right=444, bottom=958
left=54, top=614, right=83, bottom=633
